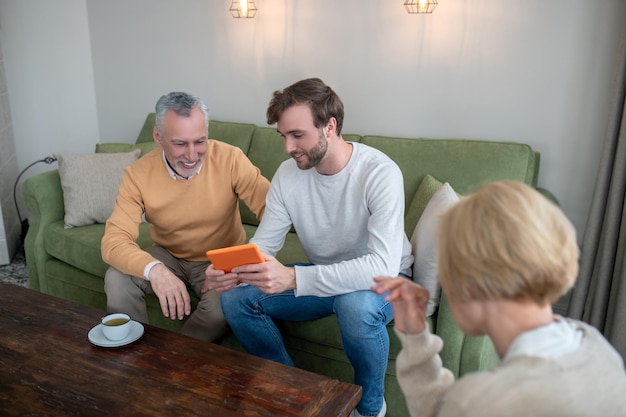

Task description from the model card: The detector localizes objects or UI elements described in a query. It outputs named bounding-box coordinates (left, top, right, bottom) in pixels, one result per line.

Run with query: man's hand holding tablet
left=203, top=243, right=297, bottom=295
left=203, top=243, right=265, bottom=293
left=206, top=243, right=265, bottom=273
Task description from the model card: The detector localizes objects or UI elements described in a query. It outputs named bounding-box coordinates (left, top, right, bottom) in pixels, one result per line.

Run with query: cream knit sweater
left=395, top=318, right=626, bottom=417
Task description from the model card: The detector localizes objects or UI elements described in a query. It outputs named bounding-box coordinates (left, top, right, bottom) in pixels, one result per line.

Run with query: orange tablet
left=206, top=243, right=265, bottom=273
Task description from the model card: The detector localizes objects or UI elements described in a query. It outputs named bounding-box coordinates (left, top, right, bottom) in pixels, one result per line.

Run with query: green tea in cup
left=101, top=313, right=131, bottom=341
left=105, top=317, right=129, bottom=326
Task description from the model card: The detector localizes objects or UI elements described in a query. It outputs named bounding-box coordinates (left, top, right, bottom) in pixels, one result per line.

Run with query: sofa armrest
left=22, top=170, right=65, bottom=293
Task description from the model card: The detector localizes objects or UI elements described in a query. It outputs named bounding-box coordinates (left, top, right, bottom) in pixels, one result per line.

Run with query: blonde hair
left=437, top=181, right=579, bottom=305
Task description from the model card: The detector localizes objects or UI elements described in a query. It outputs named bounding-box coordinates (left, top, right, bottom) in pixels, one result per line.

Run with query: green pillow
left=405, top=174, right=446, bottom=237
left=95, top=142, right=157, bottom=157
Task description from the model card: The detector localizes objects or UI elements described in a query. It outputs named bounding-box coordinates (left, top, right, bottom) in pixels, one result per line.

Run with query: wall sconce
left=230, top=0, right=258, bottom=18
left=404, top=0, right=438, bottom=14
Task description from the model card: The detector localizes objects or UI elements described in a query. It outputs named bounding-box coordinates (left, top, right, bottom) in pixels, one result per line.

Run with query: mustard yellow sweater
left=101, top=141, right=270, bottom=278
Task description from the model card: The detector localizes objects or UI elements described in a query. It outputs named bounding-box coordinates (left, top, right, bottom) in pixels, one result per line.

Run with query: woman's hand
left=372, top=276, right=429, bottom=335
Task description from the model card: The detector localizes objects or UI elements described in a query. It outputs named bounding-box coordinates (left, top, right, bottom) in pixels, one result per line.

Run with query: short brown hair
left=266, top=78, right=344, bottom=134
left=437, top=181, right=579, bottom=305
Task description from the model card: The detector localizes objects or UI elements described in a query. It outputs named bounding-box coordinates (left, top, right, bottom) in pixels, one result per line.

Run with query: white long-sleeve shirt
left=251, top=142, right=413, bottom=297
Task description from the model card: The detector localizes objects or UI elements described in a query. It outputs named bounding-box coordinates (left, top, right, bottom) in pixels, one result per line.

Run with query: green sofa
left=23, top=114, right=548, bottom=417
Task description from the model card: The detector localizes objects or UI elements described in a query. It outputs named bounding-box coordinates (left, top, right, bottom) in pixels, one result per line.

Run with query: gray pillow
left=55, top=150, right=141, bottom=228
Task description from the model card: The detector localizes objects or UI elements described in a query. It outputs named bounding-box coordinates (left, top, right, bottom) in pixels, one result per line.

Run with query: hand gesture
left=371, top=276, right=429, bottom=335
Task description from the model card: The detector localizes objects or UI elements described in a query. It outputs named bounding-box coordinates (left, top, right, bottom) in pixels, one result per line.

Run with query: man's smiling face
left=277, top=103, right=329, bottom=171
left=154, top=107, right=208, bottom=178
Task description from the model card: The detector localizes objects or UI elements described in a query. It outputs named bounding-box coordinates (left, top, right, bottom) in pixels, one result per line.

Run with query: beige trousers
left=104, top=246, right=228, bottom=342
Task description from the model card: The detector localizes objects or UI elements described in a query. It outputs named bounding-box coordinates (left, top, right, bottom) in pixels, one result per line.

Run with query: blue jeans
left=221, top=285, right=393, bottom=417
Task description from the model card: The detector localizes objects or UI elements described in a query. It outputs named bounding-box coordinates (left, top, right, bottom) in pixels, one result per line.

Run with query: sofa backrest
left=136, top=113, right=156, bottom=143
left=361, top=135, right=538, bottom=212
left=135, top=114, right=541, bottom=227
left=136, top=113, right=258, bottom=152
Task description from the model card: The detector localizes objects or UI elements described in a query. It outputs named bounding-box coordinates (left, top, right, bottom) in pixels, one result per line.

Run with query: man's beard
left=293, top=130, right=328, bottom=170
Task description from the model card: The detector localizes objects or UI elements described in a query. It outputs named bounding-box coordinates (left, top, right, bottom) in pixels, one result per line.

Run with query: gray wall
left=1, top=0, right=625, bottom=247
left=0, top=39, right=18, bottom=264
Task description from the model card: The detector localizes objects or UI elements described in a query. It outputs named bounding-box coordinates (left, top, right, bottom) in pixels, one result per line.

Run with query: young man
left=102, top=91, right=270, bottom=342
left=372, top=181, right=626, bottom=417
left=204, top=78, right=413, bottom=417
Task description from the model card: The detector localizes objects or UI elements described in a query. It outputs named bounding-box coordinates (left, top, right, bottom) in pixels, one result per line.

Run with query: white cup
left=101, top=313, right=132, bottom=341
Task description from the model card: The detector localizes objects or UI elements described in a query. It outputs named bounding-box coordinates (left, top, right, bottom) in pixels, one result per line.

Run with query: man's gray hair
left=154, top=92, right=209, bottom=135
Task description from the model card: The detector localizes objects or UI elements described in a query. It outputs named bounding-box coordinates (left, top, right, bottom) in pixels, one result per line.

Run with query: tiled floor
left=0, top=245, right=29, bottom=287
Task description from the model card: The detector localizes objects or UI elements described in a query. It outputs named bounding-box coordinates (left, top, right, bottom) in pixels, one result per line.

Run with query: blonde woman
left=372, top=181, right=626, bottom=417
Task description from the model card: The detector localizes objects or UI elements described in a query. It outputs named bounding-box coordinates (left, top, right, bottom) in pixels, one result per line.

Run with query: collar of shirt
left=161, top=151, right=203, bottom=180
left=504, top=315, right=583, bottom=361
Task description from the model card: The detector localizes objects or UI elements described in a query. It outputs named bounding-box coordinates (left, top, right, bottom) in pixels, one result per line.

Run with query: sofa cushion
left=44, top=221, right=153, bottom=279
left=247, top=126, right=291, bottom=180
left=136, top=113, right=157, bottom=143
left=405, top=174, right=441, bottom=237
left=238, top=126, right=290, bottom=227
left=361, top=136, right=536, bottom=213
left=208, top=120, right=256, bottom=154
left=409, top=175, right=460, bottom=316
left=343, top=134, right=363, bottom=143
left=55, top=150, right=141, bottom=228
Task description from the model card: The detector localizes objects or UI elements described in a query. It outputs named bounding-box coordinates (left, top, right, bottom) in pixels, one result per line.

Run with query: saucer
left=88, top=320, right=144, bottom=348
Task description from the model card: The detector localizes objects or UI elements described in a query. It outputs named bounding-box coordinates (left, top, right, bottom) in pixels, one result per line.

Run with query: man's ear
left=153, top=126, right=162, bottom=146
left=325, top=117, right=337, bottom=137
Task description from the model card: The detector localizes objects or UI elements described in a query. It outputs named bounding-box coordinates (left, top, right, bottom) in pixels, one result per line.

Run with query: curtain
left=567, top=25, right=626, bottom=360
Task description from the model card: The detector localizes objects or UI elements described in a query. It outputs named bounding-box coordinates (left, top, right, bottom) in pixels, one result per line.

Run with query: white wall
left=0, top=0, right=99, bottom=173
left=0, top=0, right=99, bottom=263
left=2, top=0, right=626, bottom=242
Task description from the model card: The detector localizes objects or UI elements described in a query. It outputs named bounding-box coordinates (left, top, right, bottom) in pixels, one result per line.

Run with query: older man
left=102, top=91, right=270, bottom=341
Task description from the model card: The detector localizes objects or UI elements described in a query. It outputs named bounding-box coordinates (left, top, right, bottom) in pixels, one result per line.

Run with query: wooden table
left=0, top=282, right=361, bottom=416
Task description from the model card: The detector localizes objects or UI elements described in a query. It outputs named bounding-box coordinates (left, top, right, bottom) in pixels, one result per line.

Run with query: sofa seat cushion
left=45, top=259, right=110, bottom=308
left=44, top=221, right=153, bottom=278
left=44, top=257, right=198, bottom=333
